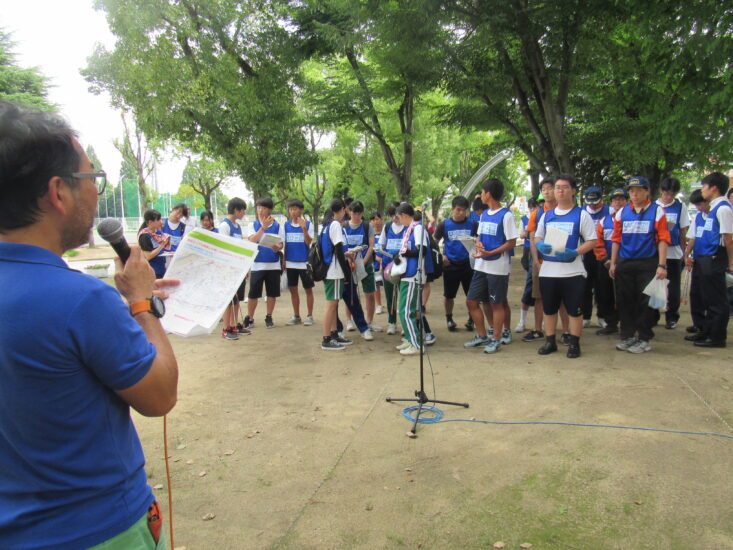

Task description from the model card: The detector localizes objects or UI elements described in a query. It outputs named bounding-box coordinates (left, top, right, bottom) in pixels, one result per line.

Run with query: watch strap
left=130, top=300, right=152, bottom=316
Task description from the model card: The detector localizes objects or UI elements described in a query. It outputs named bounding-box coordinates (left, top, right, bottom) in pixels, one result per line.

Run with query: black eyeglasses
left=68, top=171, right=108, bottom=195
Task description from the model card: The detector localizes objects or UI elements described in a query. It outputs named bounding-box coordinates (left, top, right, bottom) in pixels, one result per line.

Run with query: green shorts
left=324, top=278, right=343, bottom=301
left=360, top=263, right=376, bottom=294
left=88, top=511, right=165, bottom=550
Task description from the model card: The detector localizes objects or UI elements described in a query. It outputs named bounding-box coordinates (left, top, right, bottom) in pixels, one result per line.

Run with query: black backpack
left=307, top=232, right=329, bottom=282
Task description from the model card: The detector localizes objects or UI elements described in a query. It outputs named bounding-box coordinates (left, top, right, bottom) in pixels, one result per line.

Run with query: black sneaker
left=685, top=325, right=700, bottom=334
left=243, top=316, right=254, bottom=329
left=665, top=320, right=677, bottom=330
left=560, top=332, right=571, bottom=346
left=465, top=319, right=475, bottom=332
left=236, top=323, right=252, bottom=336
left=538, top=340, right=558, bottom=355
left=265, top=315, right=274, bottom=329
left=521, top=330, right=544, bottom=342
left=447, top=318, right=457, bottom=331
left=567, top=343, right=581, bottom=358
left=333, top=332, right=354, bottom=346
left=321, top=338, right=345, bottom=351
left=222, top=328, right=239, bottom=340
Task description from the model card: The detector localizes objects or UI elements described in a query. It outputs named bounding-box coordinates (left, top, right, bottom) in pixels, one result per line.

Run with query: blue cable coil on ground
left=401, top=405, right=733, bottom=440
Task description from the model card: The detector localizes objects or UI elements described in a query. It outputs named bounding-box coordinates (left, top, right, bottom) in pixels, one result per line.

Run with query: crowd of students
left=137, top=172, right=732, bottom=355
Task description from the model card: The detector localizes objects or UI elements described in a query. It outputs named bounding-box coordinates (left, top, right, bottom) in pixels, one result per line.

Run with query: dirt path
left=126, top=257, right=733, bottom=549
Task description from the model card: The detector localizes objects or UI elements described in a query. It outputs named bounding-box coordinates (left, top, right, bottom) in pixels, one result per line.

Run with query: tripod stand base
left=386, top=391, right=469, bottom=434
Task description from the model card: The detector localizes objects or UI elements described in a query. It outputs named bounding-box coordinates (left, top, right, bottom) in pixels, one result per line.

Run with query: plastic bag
left=643, top=277, right=668, bottom=310
left=384, top=256, right=407, bottom=284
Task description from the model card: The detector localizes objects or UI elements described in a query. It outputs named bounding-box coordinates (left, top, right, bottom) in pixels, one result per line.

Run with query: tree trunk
left=376, top=190, right=386, bottom=217
left=528, top=168, right=540, bottom=201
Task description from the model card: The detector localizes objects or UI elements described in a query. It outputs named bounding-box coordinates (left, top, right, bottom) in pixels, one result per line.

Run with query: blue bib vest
left=478, top=208, right=510, bottom=261
left=253, top=220, right=281, bottom=263
left=384, top=223, right=406, bottom=255
left=320, top=221, right=342, bottom=266
left=661, top=199, right=683, bottom=247
left=696, top=200, right=732, bottom=255
left=692, top=211, right=707, bottom=256
left=601, top=215, right=615, bottom=258
left=541, top=206, right=582, bottom=263
left=284, top=221, right=310, bottom=263
left=162, top=219, right=185, bottom=251
left=345, top=222, right=369, bottom=257
left=221, top=217, right=242, bottom=238
left=585, top=203, right=609, bottom=223
left=145, top=232, right=167, bottom=277
left=521, top=215, right=529, bottom=249
left=619, top=203, right=660, bottom=259
left=404, top=225, right=424, bottom=278
left=444, top=218, right=476, bottom=263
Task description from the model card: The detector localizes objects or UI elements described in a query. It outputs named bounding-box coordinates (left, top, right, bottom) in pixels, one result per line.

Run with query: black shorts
left=467, top=271, right=509, bottom=304
left=539, top=275, right=585, bottom=317
left=442, top=263, right=473, bottom=299
left=248, top=270, right=281, bottom=299
left=286, top=268, right=315, bottom=290
left=232, top=279, right=247, bottom=303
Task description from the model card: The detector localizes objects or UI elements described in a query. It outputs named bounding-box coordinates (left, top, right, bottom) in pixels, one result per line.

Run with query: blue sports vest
left=384, top=223, right=406, bottom=255
left=284, top=221, right=310, bottom=263
left=145, top=233, right=167, bottom=277
left=692, top=211, right=706, bottom=256
left=585, top=203, right=609, bottom=223
left=162, top=219, right=185, bottom=251
left=253, top=220, right=281, bottom=263
left=320, top=221, right=342, bottom=266
left=478, top=208, right=510, bottom=261
left=618, top=203, right=660, bottom=259
left=345, top=222, right=369, bottom=257
left=541, top=206, right=582, bottom=263
left=601, top=215, right=614, bottom=258
left=221, top=218, right=242, bottom=238
left=696, top=200, right=732, bottom=255
left=521, top=215, right=529, bottom=249
left=404, top=224, right=425, bottom=278
left=660, top=199, right=683, bottom=247
left=443, top=218, right=475, bottom=262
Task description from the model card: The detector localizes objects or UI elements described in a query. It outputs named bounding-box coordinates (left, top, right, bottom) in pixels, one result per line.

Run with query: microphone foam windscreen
left=97, top=218, right=125, bottom=244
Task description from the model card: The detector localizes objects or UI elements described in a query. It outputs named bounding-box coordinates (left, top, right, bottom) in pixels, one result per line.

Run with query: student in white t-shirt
left=534, top=174, right=597, bottom=358
left=217, top=198, right=249, bottom=340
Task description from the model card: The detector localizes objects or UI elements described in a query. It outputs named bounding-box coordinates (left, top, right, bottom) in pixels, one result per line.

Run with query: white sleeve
left=244, top=222, right=256, bottom=239
left=503, top=212, right=519, bottom=240
left=535, top=215, right=546, bottom=240
left=413, top=224, right=428, bottom=247
left=679, top=202, right=690, bottom=229
left=379, top=228, right=387, bottom=247
left=278, top=222, right=286, bottom=240
left=218, top=221, right=231, bottom=236
left=305, top=221, right=312, bottom=239
left=688, top=217, right=696, bottom=238
left=718, top=203, right=733, bottom=234
left=329, top=221, right=344, bottom=245
left=579, top=210, right=597, bottom=241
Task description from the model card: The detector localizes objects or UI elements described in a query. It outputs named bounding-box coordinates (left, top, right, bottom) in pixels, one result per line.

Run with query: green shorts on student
left=324, top=278, right=343, bottom=301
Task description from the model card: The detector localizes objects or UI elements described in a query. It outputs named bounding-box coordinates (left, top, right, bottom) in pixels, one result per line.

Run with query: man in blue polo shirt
left=0, top=101, right=178, bottom=549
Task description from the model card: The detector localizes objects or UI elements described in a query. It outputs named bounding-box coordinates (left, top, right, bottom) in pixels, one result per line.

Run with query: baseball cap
left=584, top=186, right=602, bottom=204
left=627, top=176, right=649, bottom=189
left=610, top=187, right=628, bottom=199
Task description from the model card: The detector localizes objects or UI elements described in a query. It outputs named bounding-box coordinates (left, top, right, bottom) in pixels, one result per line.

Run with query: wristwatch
left=657, top=264, right=668, bottom=270
left=130, top=296, right=166, bottom=318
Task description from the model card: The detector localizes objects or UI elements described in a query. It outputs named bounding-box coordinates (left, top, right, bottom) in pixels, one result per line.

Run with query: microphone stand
left=386, top=205, right=469, bottom=435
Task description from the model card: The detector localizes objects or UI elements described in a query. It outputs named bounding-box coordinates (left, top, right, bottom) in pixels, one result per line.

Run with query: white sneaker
left=515, top=322, right=526, bottom=333
left=583, top=319, right=591, bottom=328
left=361, top=329, right=374, bottom=341
left=369, top=323, right=383, bottom=332
left=303, top=315, right=314, bottom=326
left=627, top=339, right=651, bottom=354
left=346, top=319, right=356, bottom=332
left=399, top=345, right=419, bottom=356
left=598, top=317, right=607, bottom=329
left=424, top=332, right=436, bottom=346
left=375, top=305, right=384, bottom=314
left=396, top=339, right=411, bottom=350
left=285, top=316, right=301, bottom=326
left=386, top=323, right=397, bottom=335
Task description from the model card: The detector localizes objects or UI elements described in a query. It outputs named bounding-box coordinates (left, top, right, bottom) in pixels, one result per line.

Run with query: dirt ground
left=78, top=245, right=733, bottom=549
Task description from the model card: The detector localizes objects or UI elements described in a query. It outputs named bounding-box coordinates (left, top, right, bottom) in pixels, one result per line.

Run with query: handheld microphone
left=97, top=218, right=131, bottom=264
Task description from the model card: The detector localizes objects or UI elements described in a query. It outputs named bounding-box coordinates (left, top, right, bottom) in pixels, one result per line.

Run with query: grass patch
left=62, top=249, right=80, bottom=257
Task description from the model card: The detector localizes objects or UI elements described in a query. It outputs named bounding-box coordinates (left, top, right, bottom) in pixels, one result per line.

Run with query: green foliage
left=0, top=30, right=53, bottom=111
left=179, top=157, right=233, bottom=211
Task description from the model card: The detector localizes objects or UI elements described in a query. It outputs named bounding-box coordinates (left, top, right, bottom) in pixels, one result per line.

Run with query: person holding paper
left=433, top=195, right=478, bottom=332
left=581, top=186, right=609, bottom=328
left=379, top=202, right=407, bottom=335
left=655, top=177, right=689, bottom=329
left=244, top=197, right=285, bottom=329
left=464, top=178, right=518, bottom=354
left=609, top=176, right=671, bottom=354
left=534, top=174, right=597, bottom=358
left=218, top=198, right=249, bottom=339
left=283, top=199, right=315, bottom=327
left=344, top=200, right=380, bottom=332
left=137, top=209, right=171, bottom=279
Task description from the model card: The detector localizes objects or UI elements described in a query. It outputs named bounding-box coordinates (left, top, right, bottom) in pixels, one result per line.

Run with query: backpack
left=428, top=232, right=443, bottom=279
left=307, top=232, right=329, bottom=282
